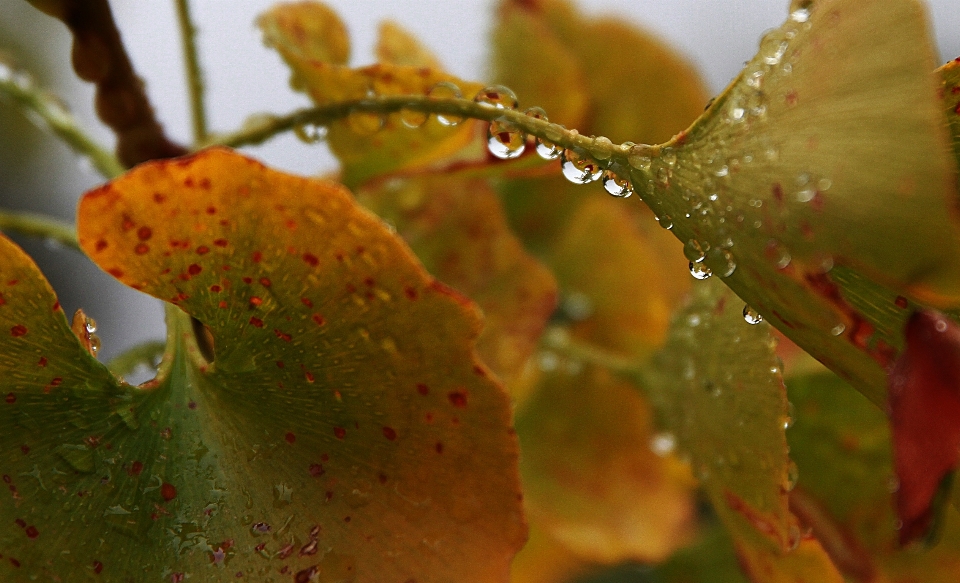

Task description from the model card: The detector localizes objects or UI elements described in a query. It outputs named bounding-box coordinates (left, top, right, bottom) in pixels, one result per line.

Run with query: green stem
left=199, top=95, right=660, bottom=168
left=174, top=0, right=207, bottom=143
left=540, top=326, right=643, bottom=375
left=0, top=210, right=81, bottom=252
left=0, top=62, right=124, bottom=179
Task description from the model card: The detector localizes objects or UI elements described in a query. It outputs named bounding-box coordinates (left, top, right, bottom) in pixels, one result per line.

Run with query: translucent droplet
left=650, top=432, right=676, bottom=457
left=84, top=317, right=98, bottom=334
left=767, top=239, right=792, bottom=269
left=560, top=149, right=602, bottom=184
left=399, top=107, right=428, bottom=128
left=689, top=262, right=713, bottom=280
left=602, top=170, right=632, bottom=198
left=523, top=107, right=559, bottom=159
left=683, top=239, right=705, bottom=263
left=657, top=214, right=674, bottom=230
left=426, top=82, right=464, bottom=126
left=473, top=84, right=518, bottom=110
left=628, top=154, right=652, bottom=172
left=705, top=248, right=737, bottom=278
left=487, top=121, right=526, bottom=159
left=830, top=323, right=846, bottom=336
left=294, top=123, right=327, bottom=144
left=588, top=136, right=613, bottom=161
left=89, top=335, right=102, bottom=357
left=790, top=7, right=811, bottom=23
left=743, top=305, right=763, bottom=325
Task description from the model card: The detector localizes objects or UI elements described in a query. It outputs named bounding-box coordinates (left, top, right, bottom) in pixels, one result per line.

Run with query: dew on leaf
left=683, top=239, right=706, bottom=263
left=602, top=170, right=633, bottom=198
left=689, top=262, right=713, bottom=280
left=743, top=305, right=763, bottom=325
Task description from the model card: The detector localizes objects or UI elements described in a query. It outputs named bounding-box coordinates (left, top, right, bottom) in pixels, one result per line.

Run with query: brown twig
left=27, top=0, right=186, bottom=166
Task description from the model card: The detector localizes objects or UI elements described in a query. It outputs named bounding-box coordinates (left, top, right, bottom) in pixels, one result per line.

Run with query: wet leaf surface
left=647, top=279, right=842, bottom=582
left=355, top=175, right=556, bottom=385
left=259, top=3, right=486, bottom=189
left=515, top=363, right=696, bottom=564
left=632, top=0, right=960, bottom=410
left=788, top=371, right=960, bottom=581
left=0, top=147, right=527, bottom=582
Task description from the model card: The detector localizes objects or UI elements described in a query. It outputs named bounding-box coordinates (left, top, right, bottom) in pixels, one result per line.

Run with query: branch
left=25, top=0, right=187, bottom=166
left=0, top=210, right=81, bottom=252
left=174, top=0, right=207, bottom=143
left=0, top=58, right=124, bottom=179
left=201, top=94, right=659, bottom=173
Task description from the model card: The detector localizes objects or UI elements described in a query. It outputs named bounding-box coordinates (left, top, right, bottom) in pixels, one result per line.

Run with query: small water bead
left=649, top=432, right=677, bottom=457
left=560, top=149, right=603, bottom=184
left=602, top=170, right=632, bottom=198
left=656, top=214, right=674, bottom=230
left=789, top=7, right=811, bottom=23
left=705, top=248, right=737, bottom=278
left=473, top=85, right=519, bottom=110
left=743, top=305, right=763, bottom=325
left=588, top=136, right=613, bottom=161
left=487, top=120, right=526, bottom=159
left=294, top=123, right=327, bottom=144
left=689, top=262, right=713, bottom=280
left=426, top=82, right=464, bottom=126
left=683, top=239, right=706, bottom=263
left=399, top=107, right=428, bottom=129
left=830, top=323, right=846, bottom=336
left=523, top=107, right=561, bottom=160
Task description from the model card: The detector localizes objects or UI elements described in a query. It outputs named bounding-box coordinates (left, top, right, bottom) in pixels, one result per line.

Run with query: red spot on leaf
left=160, top=482, right=177, bottom=502
left=9, top=558, right=20, bottom=568
left=249, top=296, right=262, bottom=307
left=285, top=432, right=296, bottom=444
left=4, top=393, right=14, bottom=404
left=24, top=526, right=38, bottom=539
left=895, top=296, right=909, bottom=309
left=108, top=268, right=124, bottom=278
left=20, top=445, right=29, bottom=455
left=448, top=390, right=468, bottom=408
left=210, top=285, right=222, bottom=292
left=242, top=277, right=252, bottom=284
left=417, top=383, right=429, bottom=395
left=196, top=245, right=210, bottom=255
left=274, top=329, right=292, bottom=342
left=309, top=464, right=325, bottom=477
left=137, top=226, right=152, bottom=241
left=95, top=239, right=108, bottom=252
left=15, top=518, right=25, bottom=528
left=251, top=251, right=262, bottom=263
left=121, top=214, right=135, bottom=231
left=10, top=325, right=27, bottom=337
left=93, top=560, right=103, bottom=574
left=188, top=264, right=202, bottom=275
left=135, top=243, right=150, bottom=255
left=6, top=279, right=17, bottom=286
left=404, top=286, right=419, bottom=300
left=153, top=192, right=166, bottom=203
left=260, top=277, right=272, bottom=287
left=249, top=317, right=263, bottom=328
left=37, top=357, right=47, bottom=367
left=301, top=297, right=313, bottom=308
left=129, top=461, right=144, bottom=476
left=303, top=253, right=319, bottom=266
left=435, top=442, right=444, bottom=453
left=382, top=426, right=397, bottom=440
left=276, top=361, right=285, bottom=368
left=333, top=427, right=346, bottom=439
left=312, top=314, right=326, bottom=326
left=214, top=238, right=228, bottom=247
left=889, top=310, right=960, bottom=545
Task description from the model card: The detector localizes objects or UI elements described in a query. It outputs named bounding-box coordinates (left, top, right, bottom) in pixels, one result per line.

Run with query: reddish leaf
left=888, top=310, right=960, bottom=544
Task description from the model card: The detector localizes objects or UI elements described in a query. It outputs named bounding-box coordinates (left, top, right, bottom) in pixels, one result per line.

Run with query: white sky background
left=2, top=0, right=959, bottom=361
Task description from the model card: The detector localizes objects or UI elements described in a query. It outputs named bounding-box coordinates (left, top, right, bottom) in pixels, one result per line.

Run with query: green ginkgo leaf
left=0, top=147, right=526, bottom=582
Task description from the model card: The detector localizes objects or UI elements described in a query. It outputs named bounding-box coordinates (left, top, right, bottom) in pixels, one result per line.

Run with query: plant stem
left=200, top=95, right=661, bottom=169
left=540, top=326, right=643, bottom=376
left=0, top=64, right=124, bottom=179
left=174, top=0, right=208, bottom=144
left=0, top=210, right=81, bottom=252
left=106, top=340, right=166, bottom=379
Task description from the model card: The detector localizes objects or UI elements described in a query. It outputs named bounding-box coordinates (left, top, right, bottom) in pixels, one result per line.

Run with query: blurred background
left=0, top=0, right=958, bottom=363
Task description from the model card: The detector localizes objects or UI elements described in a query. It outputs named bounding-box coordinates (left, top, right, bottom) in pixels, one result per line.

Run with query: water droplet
left=830, top=323, right=846, bottom=336
left=560, top=149, right=602, bottom=184
left=588, top=136, right=613, bottom=160
left=683, top=239, right=705, bottom=263
left=660, top=149, right=678, bottom=167
left=743, top=305, right=763, bottom=325
left=656, top=214, right=674, bottom=230
left=487, top=120, right=525, bottom=159
left=628, top=154, right=652, bottom=172
left=427, top=82, right=464, bottom=126
left=523, top=107, right=559, bottom=159
left=705, top=248, right=737, bottom=278
left=473, top=85, right=519, bottom=110
left=650, top=432, right=676, bottom=457
left=294, top=123, right=327, bottom=144
left=790, top=7, right=811, bottom=23
left=399, top=107, right=427, bottom=128
left=84, top=317, right=98, bottom=334
left=602, top=170, right=632, bottom=197
left=689, top=262, right=713, bottom=280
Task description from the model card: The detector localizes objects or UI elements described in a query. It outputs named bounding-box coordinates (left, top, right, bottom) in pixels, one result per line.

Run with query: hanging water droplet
left=294, top=123, right=327, bottom=144
left=602, top=170, right=632, bottom=198
left=426, top=82, right=464, bottom=126
left=683, top=239, right=705, bottom=263
left=84, top=317, right=98, bottom=334
left=789, top=7, right=811, bottom=23
left=743, top=305, right=763, bottom=325
left=656, top=214, right=674, bottom=230
left=689, top=262, right=713, bottom=280
left=560, top=149, right=602, bottom=184
left=473, top=85, right=519, bottom=110
left=399, top=107, right=427, bottom=128
left=705, top=248, right=737, bottom=278
left=523, top=107, right=559, bottom=159
left=487, top=120, right=526, bottom=159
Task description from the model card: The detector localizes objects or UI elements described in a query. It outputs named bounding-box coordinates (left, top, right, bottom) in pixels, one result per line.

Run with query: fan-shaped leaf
left=0, top=147, right=528, bottom=582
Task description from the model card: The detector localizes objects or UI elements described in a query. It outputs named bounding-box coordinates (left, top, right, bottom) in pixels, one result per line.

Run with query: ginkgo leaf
left=514, top=362, right=696, bottom=564
left=941, top=58, right=960, bottom=172
left=355, top=175, right=557, bottom=385
left=628, top=0, right=960, bottom=408
left=646, top=279, right=842, bottom=582
left=0, top=147, right=528, bottom=582
left=259, top=2, right=486, bottom=188
left=787, top=371, right=960, bottom=581
left=375, top=21, right=443, bottom=71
